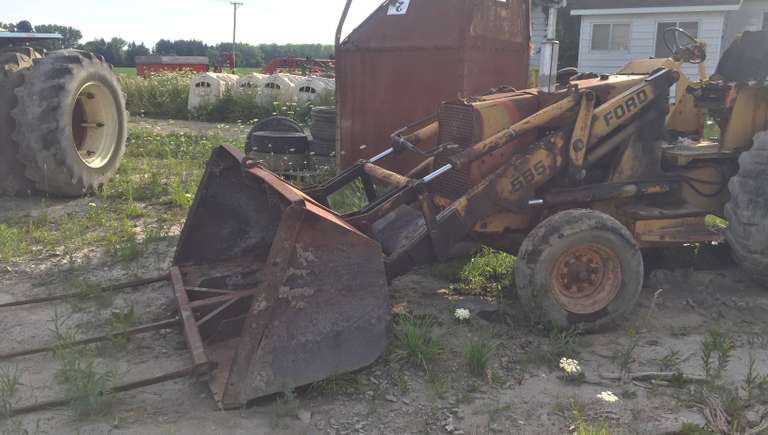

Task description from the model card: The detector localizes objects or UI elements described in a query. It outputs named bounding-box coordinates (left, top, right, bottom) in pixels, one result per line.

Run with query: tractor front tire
left=724, top=131, right=768, bottom=286
left=0, top=49, right=38, bottom=195
left=12, top=49, right=127, bottom=196
left=515, top=209, right=644, bottom=329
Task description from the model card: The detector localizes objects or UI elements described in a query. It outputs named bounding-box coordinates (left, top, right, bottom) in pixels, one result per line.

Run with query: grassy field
left=113, top=66, right=262, bottom=78
left=0, top=128, right=234, bottom=264
left=113, top=67, right=136, bottom=78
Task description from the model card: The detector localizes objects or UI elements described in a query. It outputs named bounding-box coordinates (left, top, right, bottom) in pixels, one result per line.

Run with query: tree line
left=0, top=22, right=334, bottom=68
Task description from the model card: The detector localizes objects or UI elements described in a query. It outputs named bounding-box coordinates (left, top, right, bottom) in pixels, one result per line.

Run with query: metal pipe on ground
left=0, top=273, right=170, bottom=309
left=8, top=363, right=215, bottom=417
left=0, top=317, right=180, bottom=360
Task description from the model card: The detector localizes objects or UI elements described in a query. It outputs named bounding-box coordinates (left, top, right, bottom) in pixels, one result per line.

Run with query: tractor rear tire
left=515, top=209, right=644, bottom=329
left=724, top=131, right=768, bottom=286
left=12, top=50, right=127, bottom=197
left=0, top=49, right=38, bottom=195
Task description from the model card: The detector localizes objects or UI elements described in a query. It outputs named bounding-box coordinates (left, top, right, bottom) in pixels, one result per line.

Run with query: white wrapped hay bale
left=257, top=73, right=300, bottom=105
left=236, top=73, right=269, bottom=94
left=296, top=76, right=335, bottom=104
left=187, top=72, right=239, bottom=111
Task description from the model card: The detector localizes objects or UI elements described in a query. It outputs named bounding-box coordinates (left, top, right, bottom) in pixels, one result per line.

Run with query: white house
left=530, top=6, right=549, bottom=69
left=570, top=0, right=768, bottom=79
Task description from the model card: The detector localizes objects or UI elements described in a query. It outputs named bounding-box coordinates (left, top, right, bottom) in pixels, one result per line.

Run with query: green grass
left=703, top=119, right=721, bottom=140
left=120, top=72, right=192, bottom=119
left=521, top=327, right=582, bottom=368
left=465, top=338, right=497, bottom=380
left=328, top=179, right=368, bottom=215
left=705, top=214, right=728, bottom=231
left=570, top=401, right=612, bottom=435
left=430, top=247, right=516, bottom=298
left=0, top=225, right=28, bottom=261
left=700, top=329, right=734, bottom=382
left=393, top=315, right=443, bottom=372
left=0, top=128, right=235, bottom=265
left=455, top=247, right=516, bottom=298
left=113, top=67, right=136, bottom=78
left=0, top=365, right=20, bottom=418
left=50, top=312, right=117, bottom=419
left=612, top=329, right=640, bottom=374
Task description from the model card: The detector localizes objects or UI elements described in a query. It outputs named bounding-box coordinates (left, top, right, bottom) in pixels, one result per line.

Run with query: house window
left=655, top=21, right=700, bottom=58
left=591, top=23, right=630, bottom=51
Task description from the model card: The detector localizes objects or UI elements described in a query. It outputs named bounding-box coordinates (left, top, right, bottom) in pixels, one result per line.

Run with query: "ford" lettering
left=602, top=88, right=649, bottom=128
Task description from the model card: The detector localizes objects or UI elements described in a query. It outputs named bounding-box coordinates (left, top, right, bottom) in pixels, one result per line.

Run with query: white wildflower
left=88, top=202, right=97, bottom=207
left=597, top=391, right=619, bottom=403
left=454, top=308, right=471, bottom=321
left=559, top=357, right=581, bottom=375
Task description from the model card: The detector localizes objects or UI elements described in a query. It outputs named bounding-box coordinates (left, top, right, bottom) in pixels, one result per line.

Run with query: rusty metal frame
left=568, top=90, right=596, bottom=179
left=10, top=363, right=215, bottom=417
left=0, top=273, right=220, bottom=417
left=0, top=318, right=179, bottom=360
left=0, top=273, right=169, bottom=309
left=171, top=266, right=211, bottom=367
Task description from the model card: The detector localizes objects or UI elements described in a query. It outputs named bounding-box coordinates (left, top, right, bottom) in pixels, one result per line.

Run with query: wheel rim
left=71, top=81, right=119, bottom=169
left=550, top=243, right=622, bottom=314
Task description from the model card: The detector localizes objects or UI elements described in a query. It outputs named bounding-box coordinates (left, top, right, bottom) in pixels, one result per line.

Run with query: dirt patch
left=129, top=116, right=252, bottom=141
left=3, top=196, right=768, bottom=434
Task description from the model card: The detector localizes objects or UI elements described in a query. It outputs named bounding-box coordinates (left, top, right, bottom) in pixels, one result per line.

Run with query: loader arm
left=303, top=68, right=680, bottom=278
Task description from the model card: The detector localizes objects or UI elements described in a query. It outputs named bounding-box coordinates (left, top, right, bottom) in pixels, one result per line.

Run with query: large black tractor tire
left=0, top=48, right=38, bottom=195
left=724, top=131, right=768, bottom=286
left=515, top=209, right=644, bottom=329
left=309, top=106, right=336, bottom=142
left=12, top=49, right=127, bottom=197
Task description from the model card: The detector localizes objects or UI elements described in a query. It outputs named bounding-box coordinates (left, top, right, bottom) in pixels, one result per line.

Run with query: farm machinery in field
left=0, top=28, right=127, bottom=197
left=3, top=20, right=768, bottom=415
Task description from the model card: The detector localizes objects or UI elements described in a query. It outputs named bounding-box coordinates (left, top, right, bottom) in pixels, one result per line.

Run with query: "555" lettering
left=511, top=160, right=547, bottom=193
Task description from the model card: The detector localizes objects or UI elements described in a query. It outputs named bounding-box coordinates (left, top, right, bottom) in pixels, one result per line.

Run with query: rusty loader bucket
left=172, top=144, right=389, bottom=408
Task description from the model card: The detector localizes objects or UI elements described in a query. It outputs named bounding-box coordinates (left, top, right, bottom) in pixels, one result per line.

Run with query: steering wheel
left=663, top=27, right=706, bottom=64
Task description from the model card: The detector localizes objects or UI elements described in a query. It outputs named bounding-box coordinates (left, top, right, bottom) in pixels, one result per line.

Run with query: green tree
left=214, top=42, right=264, bottom=68
left=258, top=43, right=334, bottom=65
left=153, top=39, right=174, bottom=55
left=172, top=39, right=207, bottom=56
left=124, top=42, right=150, bottom=66
left=82, top=38, right=108, bottom=57
left=33, top=24, right=82, bottom=49
left=105, top=37, right=127, bottom=66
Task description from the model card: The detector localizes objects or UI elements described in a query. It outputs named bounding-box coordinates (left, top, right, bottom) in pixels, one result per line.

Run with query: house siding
left=576, top=12, right=725, bottom=80
left=530, top=5, right=548, bottom=67
left=723, top=0, right=768, bottom=47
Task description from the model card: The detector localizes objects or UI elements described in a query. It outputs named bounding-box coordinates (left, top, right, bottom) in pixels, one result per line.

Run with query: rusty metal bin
left=336, top=0, right=531, bottom=172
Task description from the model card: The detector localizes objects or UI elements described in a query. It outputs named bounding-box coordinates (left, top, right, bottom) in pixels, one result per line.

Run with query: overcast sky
left=3, top=0, right=385, bottom=46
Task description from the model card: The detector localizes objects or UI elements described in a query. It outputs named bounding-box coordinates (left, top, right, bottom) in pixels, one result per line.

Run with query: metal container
left=336, top=0, right=531, bottom=172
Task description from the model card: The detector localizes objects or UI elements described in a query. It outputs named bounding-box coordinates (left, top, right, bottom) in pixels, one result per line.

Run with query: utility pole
left=230, top=1, right=243, bottom=73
